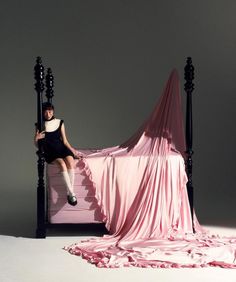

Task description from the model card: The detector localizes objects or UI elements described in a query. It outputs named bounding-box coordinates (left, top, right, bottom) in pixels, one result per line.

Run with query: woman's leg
left=64, top=156, right=75, bottom=187
left=53, top=158, right=76, bottom=205
left=63, top=156, right=77, bottom=206
left=64, top=155, right=75, bottom=170
left=53, top=158, right=67, bottom=172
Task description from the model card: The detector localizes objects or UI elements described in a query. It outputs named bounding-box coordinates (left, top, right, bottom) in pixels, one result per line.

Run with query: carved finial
left=184, top=57, right=194, bottom=93
left=45, top=68, right=54, bottom=103
left=34, top=56, right=45, bottom=93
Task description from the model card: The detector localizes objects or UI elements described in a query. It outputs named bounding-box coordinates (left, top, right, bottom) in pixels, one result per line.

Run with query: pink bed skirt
left=46, top=158, right=103, bottom=224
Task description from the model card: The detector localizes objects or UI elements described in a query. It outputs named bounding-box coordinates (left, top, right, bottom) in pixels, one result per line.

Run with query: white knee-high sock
left=68, top=169, right=75, bottom=187
left=61, top=171, right=75, bottom=196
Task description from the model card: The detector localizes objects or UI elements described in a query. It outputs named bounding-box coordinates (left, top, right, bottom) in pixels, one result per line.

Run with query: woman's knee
left=54, top=158, right=67, bottom=171
left=64, top=156, right=74, bottom=169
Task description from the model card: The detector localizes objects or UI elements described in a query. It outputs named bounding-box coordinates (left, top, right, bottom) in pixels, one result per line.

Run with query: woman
left=34, top=102, right=79, bottom=206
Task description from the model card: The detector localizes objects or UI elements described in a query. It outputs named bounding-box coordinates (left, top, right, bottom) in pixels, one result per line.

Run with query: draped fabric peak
left=64, top=70, right=236, bottom=268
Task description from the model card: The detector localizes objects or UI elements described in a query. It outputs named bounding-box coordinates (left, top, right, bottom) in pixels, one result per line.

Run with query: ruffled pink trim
left=64, top=219, right=236, bottom=268
left=64, top=234, right=236, bottom=268
left=78, top=155, right=110, bottom=230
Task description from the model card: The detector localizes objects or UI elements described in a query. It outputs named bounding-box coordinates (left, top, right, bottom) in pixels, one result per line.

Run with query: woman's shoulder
left=57, top=118, right=64, bottom=126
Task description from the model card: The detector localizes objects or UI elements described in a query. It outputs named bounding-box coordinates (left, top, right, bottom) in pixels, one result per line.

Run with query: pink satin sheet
left=64, top=70, right=236, bottom=268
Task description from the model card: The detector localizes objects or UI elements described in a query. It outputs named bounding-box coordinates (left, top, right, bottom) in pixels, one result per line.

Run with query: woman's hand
left=75, top=155, right=83, bottom=160
left=73, top=150, right=84, bottom=160
left=35, top=130, right=45, bottom=142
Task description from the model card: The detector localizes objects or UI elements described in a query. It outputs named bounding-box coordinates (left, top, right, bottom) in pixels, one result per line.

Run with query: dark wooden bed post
left=44, top=67, right=54, bottom=226
left=184, top=57, right=195, bottom=233
left=46, top=68, right=54, bottom=103
left=34, top=56, right=46, bottom=238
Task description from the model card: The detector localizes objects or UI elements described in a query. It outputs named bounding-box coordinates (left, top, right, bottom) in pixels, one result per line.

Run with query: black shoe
left=67, top=195, right=77, bottom=206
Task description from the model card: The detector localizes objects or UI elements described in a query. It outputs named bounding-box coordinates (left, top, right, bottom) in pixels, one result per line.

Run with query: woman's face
left=44, top=109, right=54, bottom=121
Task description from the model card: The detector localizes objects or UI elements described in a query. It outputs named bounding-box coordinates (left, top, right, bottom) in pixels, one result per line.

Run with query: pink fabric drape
left=65, top=70, right=236, bottom=268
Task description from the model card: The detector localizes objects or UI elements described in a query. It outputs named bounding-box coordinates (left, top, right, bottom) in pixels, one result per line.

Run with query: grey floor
left=1, top=188, right=236, bottom=282
left=1, top=225, right=236, bottom=282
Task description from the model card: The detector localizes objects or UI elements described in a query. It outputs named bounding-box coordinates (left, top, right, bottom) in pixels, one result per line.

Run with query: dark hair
left=42, top=102, right=54, bottom=112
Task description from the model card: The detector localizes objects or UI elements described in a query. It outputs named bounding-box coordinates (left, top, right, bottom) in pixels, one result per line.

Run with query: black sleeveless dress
left=43, top=120, right=74, bottom=164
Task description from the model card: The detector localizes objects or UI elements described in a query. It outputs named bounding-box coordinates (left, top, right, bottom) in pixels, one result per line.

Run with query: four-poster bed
left=34, top=56, right=195, bottom=239
left=33, top=57, right=236, bottom=269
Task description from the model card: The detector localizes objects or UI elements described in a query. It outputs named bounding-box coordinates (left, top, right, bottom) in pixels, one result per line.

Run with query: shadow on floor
left=46, top=223, right=109, bottom=237
left=0, top=221, right=109, bottom=239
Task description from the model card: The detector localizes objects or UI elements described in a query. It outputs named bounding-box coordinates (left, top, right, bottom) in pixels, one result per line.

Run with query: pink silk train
left=65, top=70, right=236, bottom=268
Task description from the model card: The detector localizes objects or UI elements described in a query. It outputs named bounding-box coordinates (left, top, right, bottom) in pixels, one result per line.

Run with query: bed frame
left=34, top=57, right=195, bottom=238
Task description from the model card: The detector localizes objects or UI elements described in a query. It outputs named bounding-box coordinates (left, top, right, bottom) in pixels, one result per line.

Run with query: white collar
left=45, top=118, right=61, bottom=132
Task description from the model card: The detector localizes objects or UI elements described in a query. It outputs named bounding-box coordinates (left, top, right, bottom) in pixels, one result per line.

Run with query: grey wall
left=0, top=0, right=236, bottom=237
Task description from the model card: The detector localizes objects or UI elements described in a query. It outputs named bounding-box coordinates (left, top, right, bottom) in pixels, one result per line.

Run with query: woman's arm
left=60, top=123, right=80, bottom=157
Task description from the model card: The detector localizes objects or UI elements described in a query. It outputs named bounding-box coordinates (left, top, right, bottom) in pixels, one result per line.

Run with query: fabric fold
left=64, top=70, right=236, bottom=268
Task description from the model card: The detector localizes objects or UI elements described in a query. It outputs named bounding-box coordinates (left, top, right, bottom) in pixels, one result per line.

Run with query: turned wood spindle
left=45, top=68, right=54, bottom=103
